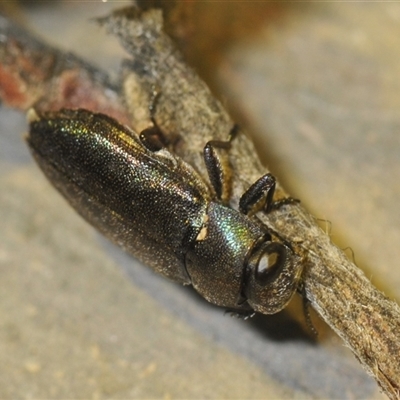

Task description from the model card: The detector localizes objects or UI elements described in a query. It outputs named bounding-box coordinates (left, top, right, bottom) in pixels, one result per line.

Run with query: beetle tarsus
left=269, top=197, right=300, bottom=212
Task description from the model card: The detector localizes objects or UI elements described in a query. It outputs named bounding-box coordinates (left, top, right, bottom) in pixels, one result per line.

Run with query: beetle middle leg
left=203, top=124, right=239, bottom=204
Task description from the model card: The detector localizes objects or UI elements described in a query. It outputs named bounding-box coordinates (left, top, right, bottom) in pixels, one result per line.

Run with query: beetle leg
left=239, top=173, right=299, bottom=215
left=203, top=124, right=239, bottom=203
left=140, top=125, right=168, bottom=152
left=203, top=139, right=230, bottom=202
left=139, top=89, right=169, bottom=151
left=239, top=173, right=276, bottom=215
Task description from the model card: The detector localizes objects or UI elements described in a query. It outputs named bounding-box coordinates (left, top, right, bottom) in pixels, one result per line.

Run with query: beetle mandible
left=27, top=107, right=303, bottom=316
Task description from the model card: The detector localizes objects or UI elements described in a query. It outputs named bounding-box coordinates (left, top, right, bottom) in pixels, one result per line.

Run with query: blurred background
left=1, top=1, right=399, bottom=398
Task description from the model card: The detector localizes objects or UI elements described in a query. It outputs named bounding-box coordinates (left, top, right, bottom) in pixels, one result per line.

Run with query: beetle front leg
left=239, top=173, right=299, bottom=216
left=239, top=173, right=276, bottom=215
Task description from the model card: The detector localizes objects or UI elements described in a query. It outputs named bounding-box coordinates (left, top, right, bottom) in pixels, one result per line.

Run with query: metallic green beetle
left=27, top=108, right=303, bottom=316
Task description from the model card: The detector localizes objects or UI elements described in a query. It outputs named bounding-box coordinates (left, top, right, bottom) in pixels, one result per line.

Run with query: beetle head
left=185, top=202, right=303, bottom=315
left=243, top=239, right=303, bottom=314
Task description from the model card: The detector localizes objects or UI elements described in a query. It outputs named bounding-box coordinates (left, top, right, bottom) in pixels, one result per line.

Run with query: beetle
left=26, top=107, right=303, bottom=316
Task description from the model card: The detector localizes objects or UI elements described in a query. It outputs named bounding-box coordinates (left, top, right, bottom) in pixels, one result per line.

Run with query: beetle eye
left=243, top=239, right=300, bottom=314
left=255, top=242, right=287, bottom=285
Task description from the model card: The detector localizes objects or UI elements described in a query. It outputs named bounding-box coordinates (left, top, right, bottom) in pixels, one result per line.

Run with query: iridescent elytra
left=27, top=108, right=303, bottom=316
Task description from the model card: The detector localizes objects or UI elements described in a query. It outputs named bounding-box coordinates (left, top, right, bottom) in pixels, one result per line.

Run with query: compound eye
left=255, top=242, right=287, bottom=285
left=243, top=239, right=301, bottom=314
